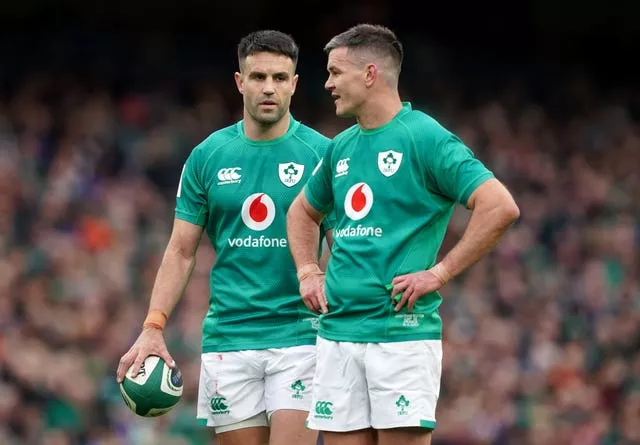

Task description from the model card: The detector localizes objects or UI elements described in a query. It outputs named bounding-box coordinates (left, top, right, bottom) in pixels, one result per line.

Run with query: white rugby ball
left=119, top=355, right=183, bottom=417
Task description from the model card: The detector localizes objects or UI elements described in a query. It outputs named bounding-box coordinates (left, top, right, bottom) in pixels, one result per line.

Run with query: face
left=325, top=47, right=369, bottom=117
left=235, top=52, right=298, bottom=125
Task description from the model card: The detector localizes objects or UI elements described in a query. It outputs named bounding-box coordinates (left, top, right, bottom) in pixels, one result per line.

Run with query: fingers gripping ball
left=119, top=355, right=183, bottom=417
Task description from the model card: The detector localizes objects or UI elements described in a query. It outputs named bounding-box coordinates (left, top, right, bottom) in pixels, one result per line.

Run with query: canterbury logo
left=335, top=158, right=350, bottom=177
left=217, top=167, right=242, bottom=184
left=315, top=401, right=333, bottom=416
left=210, top=397, right=229, bottom=413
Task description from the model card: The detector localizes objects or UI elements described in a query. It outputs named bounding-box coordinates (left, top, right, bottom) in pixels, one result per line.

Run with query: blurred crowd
left=1, top=44, right=639, bottom=445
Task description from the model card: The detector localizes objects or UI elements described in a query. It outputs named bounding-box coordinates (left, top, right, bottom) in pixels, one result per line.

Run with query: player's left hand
left=390, top=270, right=443, bottom=312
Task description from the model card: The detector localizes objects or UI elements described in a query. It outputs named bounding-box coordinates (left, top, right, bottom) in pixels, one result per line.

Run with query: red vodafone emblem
left=344, top=183, right=373, bottom=221
left=241, top=193, right=276, bottom=231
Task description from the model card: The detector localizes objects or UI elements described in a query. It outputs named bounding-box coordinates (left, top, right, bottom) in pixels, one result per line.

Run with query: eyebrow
left=248, top=71, right=290, bottom=77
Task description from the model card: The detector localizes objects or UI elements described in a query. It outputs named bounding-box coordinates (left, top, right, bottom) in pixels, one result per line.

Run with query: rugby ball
left=119, top=355, right=183, bottom=417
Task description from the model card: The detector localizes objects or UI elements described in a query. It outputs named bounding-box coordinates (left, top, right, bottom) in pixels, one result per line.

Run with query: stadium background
left=1, top=0, right=639, bottom=444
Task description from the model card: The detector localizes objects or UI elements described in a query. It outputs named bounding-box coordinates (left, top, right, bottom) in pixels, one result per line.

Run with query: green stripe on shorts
left=197, top=418, right=208, bottom=427
left=420, top=419, right=436, bottom=430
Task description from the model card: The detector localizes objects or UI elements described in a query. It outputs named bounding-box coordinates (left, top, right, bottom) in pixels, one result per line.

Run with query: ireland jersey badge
left=378, top=150, right=403, bottom=177
left=279, top=162, right=305, bottom=187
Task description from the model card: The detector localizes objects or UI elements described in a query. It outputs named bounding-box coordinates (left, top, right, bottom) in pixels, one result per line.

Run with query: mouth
left=259, top=100, right=277, bottom=107
left=331, top=94, right=341, bottom=103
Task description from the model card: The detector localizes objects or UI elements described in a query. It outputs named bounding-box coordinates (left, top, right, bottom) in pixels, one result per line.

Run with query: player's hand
left=390, top=270, right=443, bottom=313
left=300, top=274, right=328, bottom=314
left=116, top=327, right=175, bottom=383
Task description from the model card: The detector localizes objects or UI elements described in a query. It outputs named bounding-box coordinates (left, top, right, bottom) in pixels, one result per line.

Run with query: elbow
left=502, top=200, right=520, bottom=226
left=168, top=243, right=196, bottom=262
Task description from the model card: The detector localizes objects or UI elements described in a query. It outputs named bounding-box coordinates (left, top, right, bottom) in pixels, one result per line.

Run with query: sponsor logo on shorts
left=290, top=380, right=306, bottom=400
left=314, top=401, right=334, bottom=419
left=210, top=396, right=230, bottom=415
left=396, top=395, right=410, bottom=416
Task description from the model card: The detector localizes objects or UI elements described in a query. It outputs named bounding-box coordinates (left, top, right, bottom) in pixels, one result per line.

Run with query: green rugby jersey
left=176, top=117, right=331, bottom=352
left=305, top=103, right=494, bottom=343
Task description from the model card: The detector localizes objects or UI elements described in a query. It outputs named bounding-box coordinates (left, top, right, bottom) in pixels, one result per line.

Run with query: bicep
left=167, top=218, right=205, bottom=258
left=466, top=178, right=517, bottom=211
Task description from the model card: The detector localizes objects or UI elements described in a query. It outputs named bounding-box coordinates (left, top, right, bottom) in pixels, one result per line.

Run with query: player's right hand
left=116, top=327, right=175, bottom=383
left=300, top=274, right=328, bottom=314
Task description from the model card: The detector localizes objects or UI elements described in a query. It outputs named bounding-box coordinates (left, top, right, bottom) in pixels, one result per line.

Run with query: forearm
left=287, top=200, right=322, bottom=269
left=148, top=247, right=197, bottom=320
left=439, top=203, right=518, bottom=279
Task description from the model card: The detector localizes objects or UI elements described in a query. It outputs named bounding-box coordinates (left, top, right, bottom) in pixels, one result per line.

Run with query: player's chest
left=209, top=152, right=317, bottom=211
left=331, top=144, right=419, bottom=199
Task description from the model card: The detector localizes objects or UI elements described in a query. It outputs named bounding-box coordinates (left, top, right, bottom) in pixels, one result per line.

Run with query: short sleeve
left=304, top=146, right=334, bottom=214
left=175, top=149, right=209, bottom=226
left=427, top=134, right=494, bottom=206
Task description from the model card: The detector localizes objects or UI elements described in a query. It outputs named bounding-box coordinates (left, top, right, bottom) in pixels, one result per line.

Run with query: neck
left=243, top=111, right=291, bottom=141
left=356, top=91, right=403, bottom=130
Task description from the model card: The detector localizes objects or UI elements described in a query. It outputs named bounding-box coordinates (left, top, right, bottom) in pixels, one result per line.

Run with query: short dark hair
left=324, top=24, right=403, bottom=69
left=237, top=30, right=299, bottom=68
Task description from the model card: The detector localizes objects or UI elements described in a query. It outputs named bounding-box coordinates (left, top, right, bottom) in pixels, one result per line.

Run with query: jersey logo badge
left=278, top=162, right=305, bottom=187
left=335, top=158, right=350, bottom=178
left=377, top=150, right=403, bottom=177
left=217, top=167, right=242, bottom=185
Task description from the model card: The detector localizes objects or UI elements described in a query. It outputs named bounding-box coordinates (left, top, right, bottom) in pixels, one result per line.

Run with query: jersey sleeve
left=304, top=143, right=334, bottom=214
left=426, top=133, right=494, bottom=207
left=175, top=148, right=209, bottom=226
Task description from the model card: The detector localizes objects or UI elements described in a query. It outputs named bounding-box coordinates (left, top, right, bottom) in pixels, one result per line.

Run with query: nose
left=263, top=78, right=275, bottom=95
left=324, top=77, right=333, bottom=91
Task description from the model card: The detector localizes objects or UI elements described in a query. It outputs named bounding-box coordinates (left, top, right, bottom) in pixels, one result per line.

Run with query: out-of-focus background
left=1, top=1, right=639, bottom=444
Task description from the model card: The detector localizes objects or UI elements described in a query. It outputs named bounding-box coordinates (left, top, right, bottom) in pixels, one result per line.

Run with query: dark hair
left=237, top=30, right=299, bottom=68
left=324, top=24, right=403, bottom=69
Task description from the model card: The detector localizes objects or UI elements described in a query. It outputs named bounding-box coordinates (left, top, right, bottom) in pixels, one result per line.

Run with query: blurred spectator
left=1, top=36, right=639, bottom=445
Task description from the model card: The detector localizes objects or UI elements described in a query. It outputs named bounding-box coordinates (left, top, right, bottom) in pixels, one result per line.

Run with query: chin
left=256, top=112, right=282, bottom=125
left=335, top=107, right=353, bottom=118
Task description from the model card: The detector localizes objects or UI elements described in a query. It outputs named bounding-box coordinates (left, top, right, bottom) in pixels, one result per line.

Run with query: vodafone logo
left=241, top=193, right=276, bottom=231
left=344, top=183, right=373, bottom=221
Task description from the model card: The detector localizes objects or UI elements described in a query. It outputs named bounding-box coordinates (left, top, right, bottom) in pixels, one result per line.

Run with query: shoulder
left=396, top=109, right=452, bottom=145
left=293, top=122, right=331, bottom=158
left=192, top=123, right=241, bottom=159
left=332, top=123, right=360, bottom=147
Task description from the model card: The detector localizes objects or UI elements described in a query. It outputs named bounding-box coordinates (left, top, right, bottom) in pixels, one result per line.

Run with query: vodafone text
left=227, top=236, right=288, bottom=248
left=333, top=225, right=383, bottom=238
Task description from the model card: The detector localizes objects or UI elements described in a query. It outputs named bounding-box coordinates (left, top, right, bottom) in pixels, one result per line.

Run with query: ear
left=234, top=72, right=243, bottom=94
left=364, top=63, right=378, bottom=88
left=291, top=74, right=299, bottom=95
